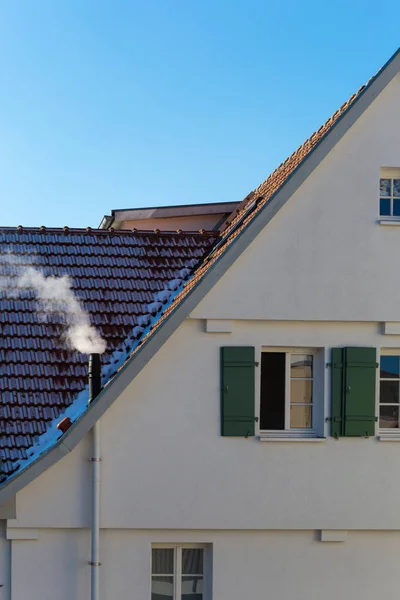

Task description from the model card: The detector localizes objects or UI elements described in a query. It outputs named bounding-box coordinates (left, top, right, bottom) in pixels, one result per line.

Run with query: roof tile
left=0, top=228, right=217, bottom=477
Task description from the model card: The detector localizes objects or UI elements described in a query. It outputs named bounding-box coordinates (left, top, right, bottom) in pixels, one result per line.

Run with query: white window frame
left=151, top=544, right=210, bottom=600
left=260, top=347, right=319, bottom=439
left=379, top=167, right=400, bottom=219
left=378, top=349, right=400, bottom=435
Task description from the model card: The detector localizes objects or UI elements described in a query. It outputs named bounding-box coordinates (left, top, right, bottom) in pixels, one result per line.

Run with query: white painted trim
left=284, top=353, right=291, bottom=430
left=381, top=167, right=400, bottom=177
left=204, top=319, right=233, bottom=333
left=259, top=436, right=326, bottom=443
left=6, top=528, right=38, bottom=540
left=320, top=530, right=348, bottom=542
left=175, top=545, right=182, bottom=600
left=379, top=219, right=400, bottom=225
left=151, top=545, right=209, bottom=600
left=152, top=543, right=208, bottom=549
left=382, top=323, right=400, bottom=335
left=261, top=349, right=315, bottom=432
left=378, top=349, right=400, bottom=434
left=261, top=347, right=319, bottom=354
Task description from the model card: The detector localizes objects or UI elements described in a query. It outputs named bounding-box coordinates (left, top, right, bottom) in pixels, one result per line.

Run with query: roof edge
left=220, top=46, right=400, bottom=231
left=1, top=49, right=399, bottom=503
left=108, top=201, right=240, bottom=223
left=98, top=215, right=114, bottom=230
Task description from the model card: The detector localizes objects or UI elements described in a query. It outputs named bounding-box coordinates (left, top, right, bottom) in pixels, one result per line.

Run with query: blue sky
left=0, top=1, right=398, bottom=228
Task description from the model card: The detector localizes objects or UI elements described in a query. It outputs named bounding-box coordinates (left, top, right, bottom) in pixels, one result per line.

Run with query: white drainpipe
left=90, top=419, right=101, bottom=600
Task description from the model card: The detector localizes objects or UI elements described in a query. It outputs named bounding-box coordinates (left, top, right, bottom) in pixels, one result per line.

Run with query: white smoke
left=14, top=266, right=106, bottom=354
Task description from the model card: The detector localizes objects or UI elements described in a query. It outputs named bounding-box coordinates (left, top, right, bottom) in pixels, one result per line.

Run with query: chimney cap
left=57, top=417, right=72, bottom=434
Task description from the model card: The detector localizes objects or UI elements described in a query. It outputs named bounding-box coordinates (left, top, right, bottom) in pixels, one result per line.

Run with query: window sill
left=259, top=435, right=326, bottom=443
left=377, top=434, right=400, bottom=442
left=379, top=218, right=400, bottom=225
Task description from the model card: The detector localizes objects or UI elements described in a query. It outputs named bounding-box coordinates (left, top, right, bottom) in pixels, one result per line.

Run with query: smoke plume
left=7, top=264, right=106, bottom=354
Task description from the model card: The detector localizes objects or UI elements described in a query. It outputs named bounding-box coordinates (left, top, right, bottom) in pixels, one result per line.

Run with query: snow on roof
left=0, top=227, right=218, bottom=479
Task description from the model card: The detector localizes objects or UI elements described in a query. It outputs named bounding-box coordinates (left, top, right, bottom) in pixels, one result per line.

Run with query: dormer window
left=380, top=168, right=400, bottom=217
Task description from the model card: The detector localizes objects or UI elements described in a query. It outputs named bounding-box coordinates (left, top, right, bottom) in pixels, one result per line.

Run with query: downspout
left=88, top=354, right=102, bottom=600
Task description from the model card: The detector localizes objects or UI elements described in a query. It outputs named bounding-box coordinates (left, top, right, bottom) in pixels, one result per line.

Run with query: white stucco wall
left=12, top=57, right=400, bottom=535
left=0, top=524, right=10, bottom=600
left=12, top=435, right=91, bottom=529
left=11, top=318, right=400, bottom=531
left=8, top=528, right=400, bottom=600
left=7, top=64, right=400, bottom=600
left=191, top=74, right=400, bottom=322
left=10, top=529, right=90, bottom=600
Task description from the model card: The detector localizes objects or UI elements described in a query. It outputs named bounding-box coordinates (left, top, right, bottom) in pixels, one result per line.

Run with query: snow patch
left=168, top=278, right=182, bottom=291
left=148, top=301, right=162, bottom=315
left=132, top=325, right=144, bottom=338
left=16, top=386, right=90, bottom=465
left=158, top=289, right=171, bottom=303
left=10, top=265, right=199, bottom=481
left=138, top=314, right=151, bottom=327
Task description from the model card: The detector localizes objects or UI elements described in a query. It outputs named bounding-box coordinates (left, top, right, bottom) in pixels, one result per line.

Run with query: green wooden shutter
left=330, top=347, right=377, bottom=437
left=221, top=346, right=256, bottom=437
left=344, top=347, right=377, bottom=436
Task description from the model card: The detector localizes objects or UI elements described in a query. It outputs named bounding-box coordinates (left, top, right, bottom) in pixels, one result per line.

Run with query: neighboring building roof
left=99, top=201, right=240, bottom=230
left=0, top=48, right=399, bottom=502
left=0, top=227, right=218, bottom=478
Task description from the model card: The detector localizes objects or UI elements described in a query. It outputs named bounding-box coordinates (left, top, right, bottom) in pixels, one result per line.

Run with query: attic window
left=380, top=168, right=400, bottom=217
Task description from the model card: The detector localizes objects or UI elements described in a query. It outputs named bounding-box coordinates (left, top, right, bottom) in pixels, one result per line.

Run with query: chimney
left=88, top=353, right=101, bottom=403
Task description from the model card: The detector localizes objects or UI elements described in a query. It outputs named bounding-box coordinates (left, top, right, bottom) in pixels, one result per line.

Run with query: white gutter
left=90, top=420, right=101, bottom=600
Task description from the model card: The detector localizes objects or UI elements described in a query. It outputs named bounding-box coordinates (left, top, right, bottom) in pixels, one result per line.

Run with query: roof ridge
left=0, top=226, right=219, bottom=237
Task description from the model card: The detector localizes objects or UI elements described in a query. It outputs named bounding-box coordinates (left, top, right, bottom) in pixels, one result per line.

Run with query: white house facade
left=1, top=49, right=400, bottom=600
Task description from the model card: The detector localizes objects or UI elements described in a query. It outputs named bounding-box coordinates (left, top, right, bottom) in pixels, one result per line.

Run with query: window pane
left=380, top=355, right=399, bottom=378
left=290, top=354, right=313, bottom=378
left=260, top=352, right=285, bottom=430
left=152, top=576, right=174, bottom=600
left=182, top=549, right=203, bottom=575
left=290, top=380, right=312, bottom=404
left=152, top=549, right=174, bottom=575
left=380, top=405, right=399, bottom=429
left=182, top=575, right=204, bottom=600
left=290, top=405, right=312, bottom=428
left=380, top=380, right=399, bottom=404
left=380, top=197, right=391, bottom=216
left=393, top=199, right=400, bottom=217
left=394, top=179, right=400, bottom=197
left=380, top=178, right=391, bottom=196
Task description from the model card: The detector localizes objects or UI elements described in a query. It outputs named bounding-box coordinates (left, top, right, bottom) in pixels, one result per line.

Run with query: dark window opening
left=260, top=352, right=285, bottom=430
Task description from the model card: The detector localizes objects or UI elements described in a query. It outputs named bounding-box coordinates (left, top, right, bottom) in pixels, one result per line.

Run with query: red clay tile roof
left=1, top=54, right=395, bottom=487
left=0, top=227, right=218, bottom=478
